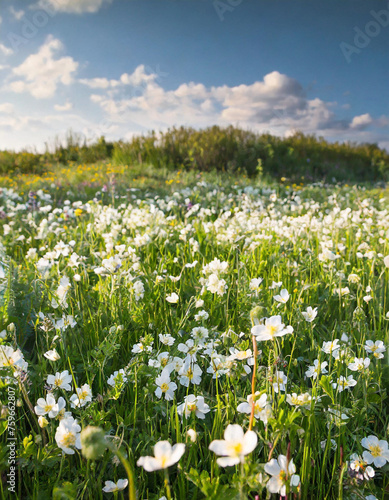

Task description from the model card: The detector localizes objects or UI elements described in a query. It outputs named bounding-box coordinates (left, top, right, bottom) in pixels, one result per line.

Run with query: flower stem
left=249, top=334, right=258, bottom=431
left=164, top=468, right=172, bottom=500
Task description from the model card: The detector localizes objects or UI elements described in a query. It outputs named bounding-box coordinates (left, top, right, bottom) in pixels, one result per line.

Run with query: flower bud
left=80, top=426, right=107, bottom=460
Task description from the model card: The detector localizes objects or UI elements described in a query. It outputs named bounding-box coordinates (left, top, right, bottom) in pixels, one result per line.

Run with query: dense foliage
left=1, top=127, right=388, bottom=183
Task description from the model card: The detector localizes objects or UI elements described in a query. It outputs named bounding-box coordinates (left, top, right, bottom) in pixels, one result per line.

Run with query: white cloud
left=0, top=103, right=14, bottom=114
left=9, top=6, right=25, bottom=20
left=54, top=101, right=73, bottom=111
left=8, top=36, right=78, bottom=99
left=37, top=0, right=113, bottom=14
left=0, top=43, right=13, bottom=56
left=350, top=113, right=373, bottom=130
left=79, top=65, right=158, bottom=90
left=79, top=77, right=119, bottom=89
left=84, top=68, right=388, bottom=149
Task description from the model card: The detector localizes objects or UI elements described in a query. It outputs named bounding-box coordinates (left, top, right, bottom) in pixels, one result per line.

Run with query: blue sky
left=0, top=0, right=388, bottom=151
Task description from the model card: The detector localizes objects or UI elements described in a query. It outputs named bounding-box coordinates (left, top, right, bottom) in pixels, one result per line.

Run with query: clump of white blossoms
left=176, top=394, right=210, bottom=419
left=209, top=424, right=257, bottom=467
left=55, top=417, right=82, bottom=455
left=201, top=258, right=229, bottom=297
left=137, top=441, right=185, bottom=471
left=361, top=436, right=389, bottom=468
left=348, top=454, right=375, bottom=481
left=265, top=454, right=300, bottom=496
left=364, top=340, right=386, bottom=359
left=251, top=315, right=293, bottom=341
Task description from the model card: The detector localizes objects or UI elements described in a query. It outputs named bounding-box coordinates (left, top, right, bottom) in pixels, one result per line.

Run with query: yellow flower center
left=268, top=325, right=278, bottom=337
left=279, top=470, right=287, bottom=482
left=62, top=431, right=76, bottom=448
left=54, top=379, right=62, bottom=387
left=79, top=390, right=89, bottom=400
left=187, top=368, right=193, bottom=380
left=44, top=404, right=53, bottom=412
left=230, top=442, right=243, bottom=455
left=369, top=345, right=377, bottom=352
left=187, top=402, right=197, bottom=412
left=160, top=383, right=169, bottom=393
left=369, top=444, right=382, bottom=457
left=161, top=358, right=168, bottom=367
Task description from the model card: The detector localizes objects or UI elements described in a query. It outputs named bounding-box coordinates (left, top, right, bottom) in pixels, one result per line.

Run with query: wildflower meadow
left=0, top=167, right=388, bottom=499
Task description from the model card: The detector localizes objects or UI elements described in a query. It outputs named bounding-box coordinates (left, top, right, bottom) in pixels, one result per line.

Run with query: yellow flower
left=74, top=208, right=83, bottom=217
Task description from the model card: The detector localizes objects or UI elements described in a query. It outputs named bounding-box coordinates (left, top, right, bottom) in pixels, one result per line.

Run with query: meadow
left=0, top=161, right=388, bottom=499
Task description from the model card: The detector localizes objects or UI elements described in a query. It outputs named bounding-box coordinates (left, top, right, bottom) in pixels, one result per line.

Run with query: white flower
left=55, top=417, right=81, bottom=455
left=34, top=394, right=65, bottom=418
left=195, top=299, right=204, bottom=308
left=70, top=384, right=92, bottom=408
left=209, top=424, right=258, bottom=467
left=107, top=369, right=127, bottom=387
left=361, top=436, right=389, bottom=468
left=206, top=274, right=227, bottom=296
left=132, top=342, right=152, bottom=354
left=286, top=392, right=312, bottom=407
left=321, top=339, right=341, bottom=355
left=272, top=370, right=287, bottom=393
left=364, top=340, right=386, bottom=359
left=269, top=281, right=282, bottom=289
left=237, top=392, right=272, bottom=424
left=176, top=395, right=210, bottom=419
left=251, top=315, right=293, bottom=341
left=102, top=479, right=128, bottom=493
left=137, top=441, right=185, bottom=471
left=187, top=429, right=197, bottom=442
left=179, top=361, right=202, bottom=387
left=349, top=453, right=375, bottom=481
left=47, top=370, right=72, bottom=391
left=133, top=280, right=145, bottom=301
left=305, top=360, right=328, bottom=379
left=155, top=368, right=177, bottom=400
left=265, top=455, right=298, bottom=496
left=249, top=278, right=263, bottom=291
left=333, top=375, right=357, bottom=392
left=273, top=289, right=290, bottom=304
left=159, top=333, right=175, bottom=346
left=44, top=349, right=61, bottom=361
left=348, top=357, right=370, bottom=372
left=383, top=255, right=389, bottom=268
left=191, top=326, right=209, bottom=343
left=194, top=310, right=209, bottom=322
left=302, top=306, right=318, bottom=323
left=166, top=293, right=179, bottom=304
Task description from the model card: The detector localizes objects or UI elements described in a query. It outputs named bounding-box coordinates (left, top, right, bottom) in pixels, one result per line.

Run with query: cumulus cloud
left=54, top=101, right=73, bottom=111
left=79, top=65, right=158, bottom=90
left=0, top=43, right=13, bottom=56
left=0, top=103, right=14, bottom=114
left=87, top=68, right=383, bottom=141
left=36, top=0, right=113, bottom=14
left=7, top=36, right=78, bottom=99
left=350, top=113, right=373, bottom=130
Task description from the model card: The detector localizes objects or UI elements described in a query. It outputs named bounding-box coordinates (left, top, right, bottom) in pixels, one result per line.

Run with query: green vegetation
left=1, top=126, right=388, bottom=183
